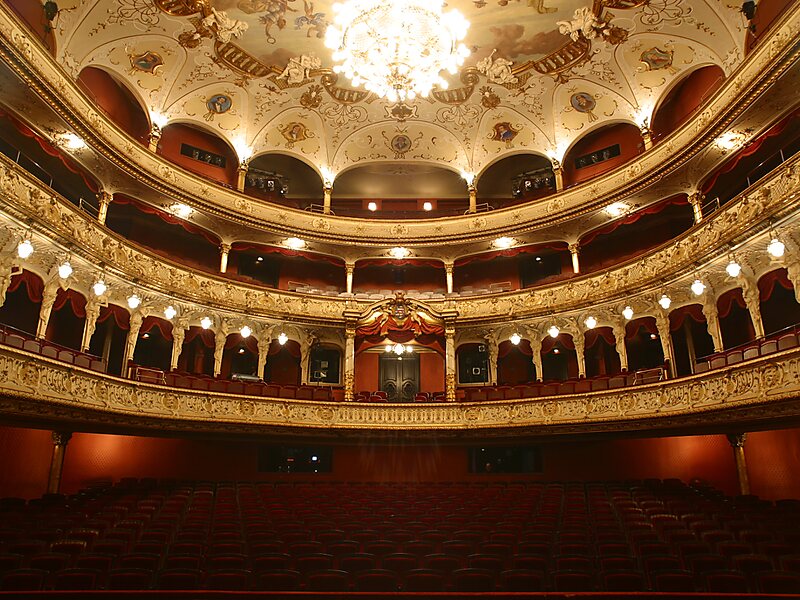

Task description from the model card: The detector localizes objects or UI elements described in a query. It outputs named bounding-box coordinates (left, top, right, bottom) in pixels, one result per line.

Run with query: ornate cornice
left=0, top=345, right=798, bottom=436
left=0, top=4, right=798, bottom=247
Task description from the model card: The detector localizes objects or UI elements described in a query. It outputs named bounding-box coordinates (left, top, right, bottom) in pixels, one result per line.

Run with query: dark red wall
left=6, top=0, right=55, bottom=53
left=746, top=0, right=793, bottom=52
left=455, top=257, right=521, bottom=291
left=158, top=123, right=238, bottom=187
left=354, top=352, right=444, bottom=393
left=77, top=67, right=150, bottom=143
left=563, top=123, right=643, bottom=186
left=652, top=65, right=725, bottom=139
left=353, top=265, right=446, bottom=293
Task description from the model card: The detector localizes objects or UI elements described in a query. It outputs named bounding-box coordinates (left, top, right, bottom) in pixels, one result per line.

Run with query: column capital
left=345, top=262, right=355, bottom=274
left=220, top=242, right=232, bottom=254
left=444, top=262, right=454, bottom=274
left=568, top=242, right=579, bottom=254
left=52, top=431, right=72, bottom=446
left=727, top=432, right=747, bottom=448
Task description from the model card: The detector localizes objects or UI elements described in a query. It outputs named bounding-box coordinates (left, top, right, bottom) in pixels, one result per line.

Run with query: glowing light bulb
left=278, top=332, right=288, bottom=345
left=384, top=344, right=392, bottom=353
left=200, top=316, right=212, bottom=330
left=548, top=325, right=560, bottom=338
left=726, top=260, right=742, bottom=278
left=58, top=261, right=73, bottom=279
left=584, top=316, right=597, bottom=329
left=510, top=333, right=521, bottom=345
left=240, top=325, right=252, bottom=338
left=622, top=306, right=634, bottom=320
left=164, top=306, right=177, bottom=320
left=127, top=294, right=141, bottom=309
left=691, top=279, right=706, bottom=296
left=767, top=238, right=785, bottom=258
left=17, top=239, right=33, bottom=259
left=658, top=294, right=672, bottom=310
left=92, top=280, right=107, bottom=297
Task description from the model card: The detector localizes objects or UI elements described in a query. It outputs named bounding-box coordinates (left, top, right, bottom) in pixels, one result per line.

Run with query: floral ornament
left=479, top=86, right=500, bottom=109
left=300, top=84, right=324, bottom=108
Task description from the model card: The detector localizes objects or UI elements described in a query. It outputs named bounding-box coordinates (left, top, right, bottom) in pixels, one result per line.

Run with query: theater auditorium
left=1, top=0, right=800, bottom=596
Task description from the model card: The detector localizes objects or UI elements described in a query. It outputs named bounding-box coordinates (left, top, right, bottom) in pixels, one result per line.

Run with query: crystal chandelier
left=324, top=0, right=470, bottom=102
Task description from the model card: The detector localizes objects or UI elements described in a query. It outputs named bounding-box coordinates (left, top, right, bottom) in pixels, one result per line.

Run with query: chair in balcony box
left=761, top=339, right=779, bottom=355
left=778, top=333, right=799, bottom=350
left=468, top=388, right=488, bottom=402
left=5, top=334, right=25, bottom=348
left=705, top=570, right=750, bottom=593
left=190, top=378, right=209, bottom=391
left=253, top=568, right=301, bottom=591
left=41, top=345, right=58, bottom=360
left=28, top=553, right=70, bottom=572
left=227, top=381, right=245, bottom=394
left=503, top=387, right=522, bottom=399
left=652, top=569, right=697, bottom=592
left=313, top=387, right=331, bottom=401
left=279, top=386, right=297, bottom=399
left=453, top=567, right=495, bottom=591
left=22, top=339, right=40, bottom=354
left=757, top=570, right=800, bottom=593
left=727, top=350, right=744, bottom=364
left=295, top=386, right=314, bottom=400
left=743, top=345, right=760, bottom=360
left=553, top=570, right=594, bottom=591
left=262, top=384, right=281, bottom=397
left=486, top=387, right=504, bottom=401
left=206, top=569, right=251, bottom=590
left=209, top=379, right=227, bottom=393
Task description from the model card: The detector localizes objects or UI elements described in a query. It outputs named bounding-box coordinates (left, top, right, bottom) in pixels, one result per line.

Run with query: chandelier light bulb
left=285, top=237, right=306, bottom=250
left=127, top=294, right=141, bottom=309
left=548, top=325, right=560, bottom=338
left=92, top=280, right=107, bottom=297
left=423, top=201, right=433, bottom=211
left=278, top=332, right=288, bottom=345
left=622, top=306, right=634, bottom=320
left=393, top=343, right=405, bottom=355
left=493, top=237, right=515, bottom=249
left=17, top=239, right=33, bottom=259
left=726, top=260, right=742, bottom=277
left=658, top=294, right=672, bottom=310
left=767, top=237, right=785, bottom=258
left=368, top=202, right=377, bottom=211
left=691, top=279, right=706, bottom=296
left=390, top=247, right=410, bottom=259
left=510, top=332, right=521, bottom=345
left=385, top=344, right=393, bottom=353
left=240, top=325, right=252, bottom=338
left=164, top=305, right=177, bottom=320
left=584, top=316, right=597, bottom=329
left=58, top=261, right=73, bottom=279
left=200, top=316, right=212, bottom=330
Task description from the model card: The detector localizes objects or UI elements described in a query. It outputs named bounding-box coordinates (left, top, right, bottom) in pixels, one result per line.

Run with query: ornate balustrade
left=0, top=343, right=798, bottom=437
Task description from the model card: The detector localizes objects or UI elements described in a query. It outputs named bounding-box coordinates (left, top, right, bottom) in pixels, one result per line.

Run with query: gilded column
left=47, top=431, right=72, bottom=494
left=528, top=331, right=544, bottom=382
left=611, top=322, right=629, bottom=372
left=640, top=122, right=653, bottom=151
left=300, top=333, right=315, bottom=385
left=170, top=318, right=188, bottom=372
left=444, top=262, right=454, bottom=295
left=148, top=124, right=162, bottom=152
left=467, top=184, right=477, bottom=214
left=655, top=311, right=676, bottom=378
left=345, top=262, right=355, bottom=295
left=219, top=243, right=231, bottom=274
left=344, top=324, right=356, bottom=401
left=485, top=331, right=499, bottom=386
left=727, top=433, right=751, bottom=495
left=81, top=298, right=103, bottom=352
left=236, top=161, right=249, bottom=192
left=36, top=282, right=59, bottom=339
left=0, top=253, right=16, bottom=308
left=688, top=191, right=703, bottom=224
left=123, top=311, right=143, bottom=375
left=323, top=184, right=333, bottom=215
left=256, top=331, right=271, bottom=382
left=552, top=160, right=563, bottom=191
left=97, top=190, right=112, bottom=225
left=569, top=243, right=580, bottom=274
left=573, top=332, right=586, bottom=379
left=701, top=295, right=724, bottom=353
left=445, top=324, right=456, bottom=401
left=739, top=277, right=765, bottom=339
left=213, top=323, right=227, bottom=378
left=784, top=254, right=800, bottom=304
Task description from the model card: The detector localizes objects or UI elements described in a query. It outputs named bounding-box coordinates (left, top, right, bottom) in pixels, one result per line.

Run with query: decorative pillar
left=467, top=184, right=477, bottom=214
left=0, top=254, right=16, bottom=308
left=236, top=162, right=249, bottom=192
left=81, top=299, right=102, bottom=352
left=785, top=255, right=800, bottom=304
left=170, top=318, right=188, bottom=372
left=148, top=125, right=162, bottom=152
left=688, top=191, right=703, bottom=224
left=123, top=311, right=143, bottom=376
left=345, top=262, right=355, bottom=295
left=323, top=184, right=332, bottom=215
left=444, top=262, right=454, bottom=295
left=531, top=336, right=544, bottom=382
left=655, top=311, right=676, bottom=378
left=256, top=332, right=271, bottom=381
left=300, top=333, right=316, bottom=385
left=573, top=332, right=586, bottom=379
left=485, top=332, right=499, bottom=386
left=552, top=160, right=563, bottom=191
left=727, top=433, right=751, bottom=495
left=445, top=324, right=456, bottom=401
left=97, top=190, right=112, bottom=225
left=701, top=296, right=724, bottom=353
left=37, top=282, right=59, bottom=339
left=219, top=243, right=231, bottom=274
left=740, top=277, right=765, bottom=339
left=213, top=324, right=227, bottom=378
left=47, top=431, right=72, bottom=494
left=569, top=243, right=580, bottom=274
left=640, top=122, right=653, bottom=151
left=344, top=324, right=356, bottom=401
left=611, top=323, right=629, bottom=372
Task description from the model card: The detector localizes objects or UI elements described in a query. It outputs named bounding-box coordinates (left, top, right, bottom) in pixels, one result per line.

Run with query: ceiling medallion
left=324, top=0, right=470, bottom=102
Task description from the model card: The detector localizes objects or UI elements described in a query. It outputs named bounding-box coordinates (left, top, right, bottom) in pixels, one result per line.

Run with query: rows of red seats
left=1, top=479, right=800, bottom=592
left=161, top=373, right=333, bottom=401
left=0, top=324, right=105, bottom=373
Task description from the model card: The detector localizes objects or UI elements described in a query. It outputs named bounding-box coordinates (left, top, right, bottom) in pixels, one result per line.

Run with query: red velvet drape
left=223, top=332, right=259, bottom=354
left=626, top=317, right=658, bottom=338
left=579, top=195, right=688, bottom=247
left=585, top=327, right=616, bottom=348
left=97, top=304, right=130, bottom=330
left=268, top=339, right=301, bottom=357
left=356, top=315, right=445, bottom=354
left=498, top=339, right=533, bottom=358
left=8, top=270, right=44, bottom=303
left=231, top=242, right=345, bottom=266
left=669, top=304, right=706, bottom=331
left=356, top=258, right=443, bottom=269
left=759, top=268, right=794, bottom=301
left=717, top=289, right=748, bottom=319
left=53, top=288, right=87, bottom=319
left=113, top=196, right=221, bottom=246
left=541, top=334, right=575, bottom=354
left=455, top=242, right=568, bottom=267
left=183, top=326, right=215, bottom=347
left=141, top=316, right=174, bottom=341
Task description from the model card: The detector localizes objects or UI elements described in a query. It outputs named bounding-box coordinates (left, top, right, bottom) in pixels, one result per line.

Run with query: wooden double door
left=379, top=353, right=419, bottom=402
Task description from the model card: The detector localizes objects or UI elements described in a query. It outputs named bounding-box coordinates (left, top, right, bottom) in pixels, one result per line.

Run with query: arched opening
left=584, top=327, right=621, bottom=378
left=221, top=332, right=258, bottom=379
left=353, top=259, right=445, bottom=294
left=759, top=269, right=800, bottom=336
left=625, top=317, right=665, bottom=372
left=310, top=344, right=343, bottom=385
left=244, top=153, right=322, bottom=208
left=562, top=123, right=644, bottom=187
left=264, top=339, right=301, bottom=386
left=6, top=0, right=56, bottom=53
left=717, top=288, right=756, bottom=349
left=651, top=65, right=725, bottom=141
left=669, top=305, right=715, bottom=376
left=497, top=339, right=535, bottom=385
left=541, top=334, right=578, bottom=382
left=132, top=316, right=173, bottom=372
left=332, top=163, right=467, bottom=218
left=88, top=305, right=130, bottom=376
left=454, top=243, right=571, bottom=293
left=77, top=67, right=151, bottom=143
left=457, top=343, right=489, bottom=386
left=579, top=196, right=694, bottom=273
left=45, top=289, right=86, bottom=351
left=106, top=197, right=221, bottom=274
left=477, top=154, right=555, bottom=207
left=229, top=243, right=345, bottom=292
left=157, top=122, right=239, bottom=187
left=176, top=327, right=215, bottom=377
left=0, top=270, right=43, bottom=336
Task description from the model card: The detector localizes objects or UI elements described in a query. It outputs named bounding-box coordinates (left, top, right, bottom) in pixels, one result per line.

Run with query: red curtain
left=53, top=288, right=87, bottom=319
left=183, top=326, right=215, bottom=347
left=669, top=304, right=706, bottom=331
left=231, top=242, right=345, bottom=267
left=541, top=334, right=575, bottom=354
left=355, top=315, right=445, bottom=354
left=702, top=108, right=800, bottom=193
left=455, top=242, right=568, bottom=267
left=141, top=316, right=174, bottom=341
left=113, top=196, right=221, bottom=246
left=356, top=258, right=443, bottom=269
left=268, top=339, right=301, bottom=357
left=585, top=327, right=616, bottom=349
left=0, top=109, right=100, bottom=192
left=223, top=332, right=259, bottom=354
left=498, top=339, right=533, bottom=358
left=626, top=317, right=658, bottom=338
left=579, top=195, right=689, bottom=247
left=8, top=270, right=44, bottom=303
left=759, top=268, right=794, bottom=301
left=97, top=304, right=130, bottom=330
left=717, top=289, right=747, bottom=319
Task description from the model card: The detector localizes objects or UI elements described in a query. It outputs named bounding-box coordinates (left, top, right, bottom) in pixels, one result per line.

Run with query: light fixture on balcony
left=726, top=259, right=742, bottom=277
left=510, top=332, right=521, bottom=345
left=285, top=237, right=306, bottom=250
left=324, top=0, right=470, bottom=102
left=493, top=237, right=516, bottom=249
left=171, top=203, right=193, bottom=219
left=584, top=316, right=597, bottom=329
left=622, top=306, right=634, bottom=320
left=547, top=325, right=560, bottom=338
left=767, top=237, right=785, bottom=258
left=605, top=202, right=629, bottom=217
left=368, top=202, right=378, bottom=212
left=61, top=133, right=86, bottom=150
left=17, top=239, right=33, bottom=259
left=658, top=294, right=672, bottom=310
left=390, top=247, right=411, bottom=259
left=278, top=332, right=288, bottom=345
left=691, top=279, right=706, bottom=296
left=200, top=316, right=213, bottom=330
left=127, top=294, right=141, bottom=309
left=240, top=325, right=252, bottom=338
left=423, top=202, right=433, bottom=211
left=57, top=260, right=73, bottom=279
left=164, top=305, right=177, bottom=320
left=392, top=343, right=413, bottom=355
left=93, top=279, right=107, bottom=297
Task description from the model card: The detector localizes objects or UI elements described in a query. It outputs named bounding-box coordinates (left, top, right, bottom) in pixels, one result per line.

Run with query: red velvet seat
left=354, top=568, right=399, bottom=591
left=0, top=568, right=48, bottom=590
left=156, top=568, right=202, bottom=590
left=306, top=568, right=350, bottom=591
left=403, top=568, right=446, bottom=591
left=652, top=569, right=696, bottom=592
left=205, top=569, right=250, bottom=590
left=106, top=567, right=154, bottom=589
